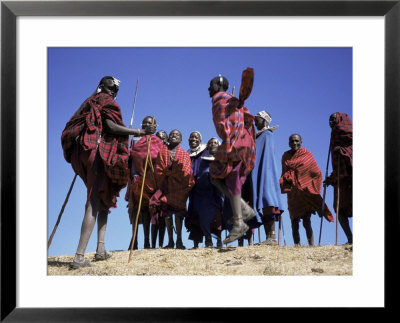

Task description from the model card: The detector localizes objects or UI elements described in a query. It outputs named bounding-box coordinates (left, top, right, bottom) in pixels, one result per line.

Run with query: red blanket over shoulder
left=330, top=112, right=353, bottom=176
left=150, top=145, right=195, bottom=211
left=61, top=93, right=129, bottom=203
left=126, top=135, right=164, bottom=211
left=209, top=91, right=256, bottom=179
left=280, top=148, right=334, bottom=222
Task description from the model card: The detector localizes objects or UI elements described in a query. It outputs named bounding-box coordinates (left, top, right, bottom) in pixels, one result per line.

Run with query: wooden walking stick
left=335, top=153, right=341, bottom=246
left=128, top=117, right=155, bottom=262
left=48, top=173, right=78, bottom=248
left=318, top=145, right=331, bottom=246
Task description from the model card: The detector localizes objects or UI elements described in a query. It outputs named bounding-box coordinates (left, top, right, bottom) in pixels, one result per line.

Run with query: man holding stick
left=61, top=76, right=155, bottom=269
left=126, top=116, right=164, bottom=249
left=324, top=112, right=353, bottom=245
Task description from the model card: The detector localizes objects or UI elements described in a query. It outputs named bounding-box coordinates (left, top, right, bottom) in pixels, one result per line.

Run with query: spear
left=318, top=145, right=331, bottom=246
left=48, top=173, right=77, bottom=248
left=130, top=78, right=139, bottom=129
left=335, top=154, right=341, bottom=246
left=128, top=117, right=155, bottom=262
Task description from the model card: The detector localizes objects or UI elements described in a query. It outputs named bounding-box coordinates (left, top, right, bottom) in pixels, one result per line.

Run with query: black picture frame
left=1, top=0, right=398, bottom=321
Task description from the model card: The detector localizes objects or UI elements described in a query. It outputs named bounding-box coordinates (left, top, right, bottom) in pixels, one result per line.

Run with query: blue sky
left=48, top=47, right=352, bottom=256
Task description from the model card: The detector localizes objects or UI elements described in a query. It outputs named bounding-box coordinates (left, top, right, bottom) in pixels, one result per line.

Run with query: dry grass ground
left=48, top=244, right=352, bottom=276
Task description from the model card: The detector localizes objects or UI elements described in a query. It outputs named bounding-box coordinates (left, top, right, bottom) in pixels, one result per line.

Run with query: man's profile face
left=102, top=78, right=119, bottom=98
left=189, top=132, right=201, bottom=149
left=168, top=130, right=182, bottom=145
left=329, top=113, right=337, bottom=128
left=254, top=116, right=265, bottom=131
left=208, top=78, right=219, bottom=98
left=289, top=135, right=302, bottom=152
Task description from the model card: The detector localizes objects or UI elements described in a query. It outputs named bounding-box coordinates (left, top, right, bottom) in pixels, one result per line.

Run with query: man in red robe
left=280, top=134, right=334, bottom=246
left=61, top=76, right=155, bottom=269
left=126, top=116, right=165, bottom=249
left=324, top=112, right=353, bottom=244
left=149, top=130, right=195, bottom=249
left=208, top=70, right=257, bottom=244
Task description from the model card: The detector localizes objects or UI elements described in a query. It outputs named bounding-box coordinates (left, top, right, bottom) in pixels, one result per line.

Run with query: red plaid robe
left=150, top=145, right=195, bottom=212
left=61, top=93, right=129, bottom=209
left=280, top=148, right=334, bottom=222
left=125, top=135, right=164, bottom=221
left=209, top=91, right=256, bottom=179
left=329, top=112, right=353, bottom=216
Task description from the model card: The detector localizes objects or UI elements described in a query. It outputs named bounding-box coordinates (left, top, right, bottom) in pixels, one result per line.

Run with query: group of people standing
left=61, top=72, right=353, bottom=270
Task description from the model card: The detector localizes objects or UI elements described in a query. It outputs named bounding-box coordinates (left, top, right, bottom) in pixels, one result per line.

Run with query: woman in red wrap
left=149, top=130, right=195, bottom=249
left=324, top=112, right=353, bottom=244
left=61, top=76, right=155, bottom=269
left=208, top=70, right=257, bottom=244
left=280, top=134, right=334, bottom=246
left=125, top=116, right=165, bottom=249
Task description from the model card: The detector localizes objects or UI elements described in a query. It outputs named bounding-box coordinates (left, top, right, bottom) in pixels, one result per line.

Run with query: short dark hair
left=289, top=133, right=302, bottom=141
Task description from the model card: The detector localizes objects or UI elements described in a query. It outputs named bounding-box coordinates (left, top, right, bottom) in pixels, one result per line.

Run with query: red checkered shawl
left=61, top=93, right=130, bottom=187
left=150, top=145, right=195, bottom=211
left=280, top=148, right=333, bottom=222
left=330, top=112, right=353, bottom=177
left=126, top=135, right=164, bottom=210
left=209, top=92, right=256, bottom=179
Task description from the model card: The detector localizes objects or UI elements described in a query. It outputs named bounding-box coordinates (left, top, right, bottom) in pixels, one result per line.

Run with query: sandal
left=94, top=251, right=112, bottom=261
left=69, top=259, right=92, bottom=270
left=223, top=222, right=249, bottom=244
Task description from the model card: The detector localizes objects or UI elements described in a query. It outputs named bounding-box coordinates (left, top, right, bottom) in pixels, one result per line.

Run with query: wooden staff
left=335, top=153, right=341, bottom=246
left=318, top=145, right=331, bottom=246
left=128, top=117, right=155, bottom=262
left=47, top=173, right=78, bottom=248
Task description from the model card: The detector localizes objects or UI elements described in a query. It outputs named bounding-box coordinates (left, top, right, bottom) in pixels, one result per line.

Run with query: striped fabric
left=209, top=91, right=256, bottom=179
left=151, top=145, right=195, bottom=211
left=280, top=148, right=334, bottom=222
left=62, top=93, right=129, bottom=184
left=330, top=112, right=353, bottom=176
left=329, top=112, right=353, bottom=216
left=126, top=135, right=164, bottom=216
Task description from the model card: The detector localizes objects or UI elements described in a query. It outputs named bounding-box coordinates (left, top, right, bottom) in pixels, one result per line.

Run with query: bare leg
left=151, top=224, right=157, bottom=249
left=73, top=194, right=99, bottom=263
left=338, top=214, right=353, bottom=244
left=175, top=214, right=185, bottom=249
left=164, top=216, right=174, bottom=248
left=158, top=220, right=166, bottom=248
left=142, top=211, right=151, bottom=249
left=216, top=231, right=222, bottom=248
left=303, top=216, right=314, bottom=246
left=223, top=194, right=249, bottom=244
left=263, top=219, right=278, bottom=245
left=210, top=178, right=255, bottom=222
left=96, top=209, right=108, bottom=254
left=291, top=219, right=300, bottom=246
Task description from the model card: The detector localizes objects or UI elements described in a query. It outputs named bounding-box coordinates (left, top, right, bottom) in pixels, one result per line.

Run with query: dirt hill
left=48, top=244, right=352, bottom=276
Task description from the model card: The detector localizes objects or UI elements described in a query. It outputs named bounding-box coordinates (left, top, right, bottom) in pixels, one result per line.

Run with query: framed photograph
left=1, top=0, right=398, bottom=321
